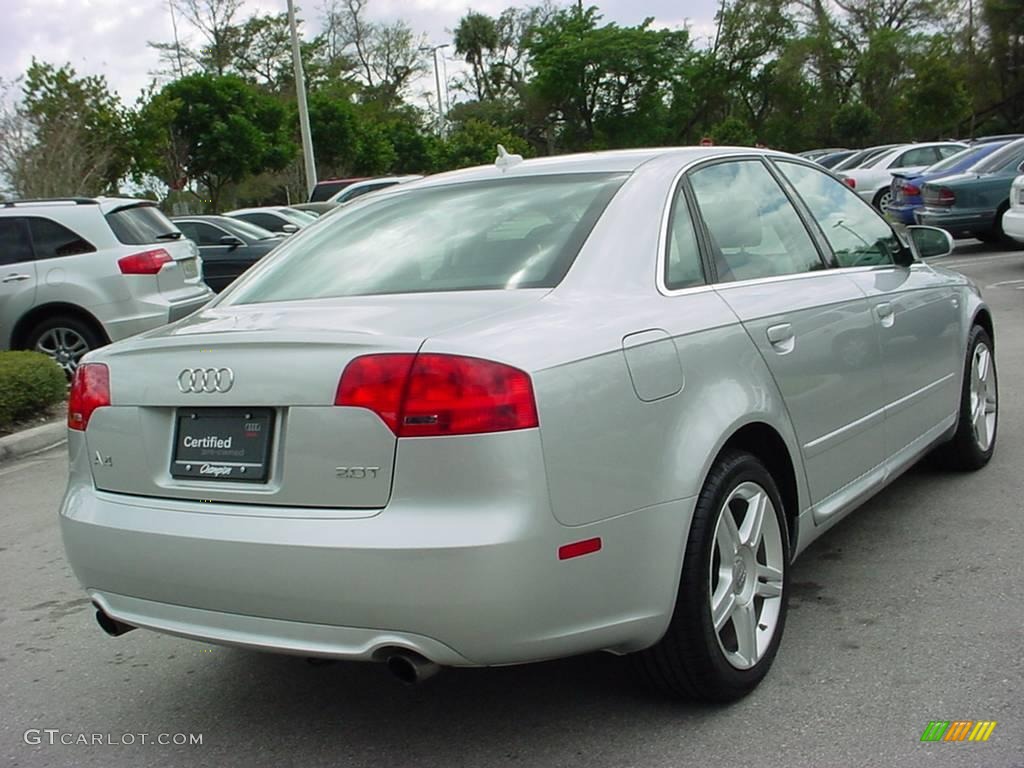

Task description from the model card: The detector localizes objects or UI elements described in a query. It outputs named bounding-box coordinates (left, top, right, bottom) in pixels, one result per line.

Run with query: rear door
left=688, top=158, right=887, bottom=513
left=0, top=218, right=37, bottom=348
left=776, top=159, right=960, bottom=466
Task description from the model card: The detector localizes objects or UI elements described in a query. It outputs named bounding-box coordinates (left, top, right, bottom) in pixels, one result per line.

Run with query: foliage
left=0, top=352, right=66, bottom=430
left=710, top=117, right=757, bottom=146
left=135, top=74, right=294, bottom=210
left=0, top=62, right=130, bottom=198
left=431, top=120, right=530, bottom=171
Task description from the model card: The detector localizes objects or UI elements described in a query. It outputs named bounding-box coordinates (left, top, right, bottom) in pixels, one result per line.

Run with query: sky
left=0, top=0, right=719, bottom=106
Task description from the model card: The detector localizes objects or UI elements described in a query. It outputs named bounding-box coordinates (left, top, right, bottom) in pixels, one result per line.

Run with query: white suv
left=0, top=197, right=213, bottom=373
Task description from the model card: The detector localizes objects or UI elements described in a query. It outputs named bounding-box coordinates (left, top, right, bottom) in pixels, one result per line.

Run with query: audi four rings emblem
left=177, top=367, right=235, bottom=393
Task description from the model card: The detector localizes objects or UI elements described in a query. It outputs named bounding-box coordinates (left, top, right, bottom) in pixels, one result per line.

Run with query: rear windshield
left=106, top=204, right=179, bottom=245
left=225, top=173, right=626, bottom=304
left=309, top=181, right=351, bottom=202
left=974, top=138, right=1024, bottom=173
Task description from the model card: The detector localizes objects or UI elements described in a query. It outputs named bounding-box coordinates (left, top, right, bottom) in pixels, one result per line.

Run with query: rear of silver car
left=60, top=173, right=684, bottom=668
left=96, top=200, right=212, bottom=340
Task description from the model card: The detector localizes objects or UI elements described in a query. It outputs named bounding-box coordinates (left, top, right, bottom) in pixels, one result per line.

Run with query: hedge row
left=0, top=351, right=67, bottom=430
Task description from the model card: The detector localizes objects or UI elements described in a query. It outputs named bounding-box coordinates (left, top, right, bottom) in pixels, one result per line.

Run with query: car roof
left=223, top=207, right=290, bottom=217
left=172, top=215, right=237, bottom=226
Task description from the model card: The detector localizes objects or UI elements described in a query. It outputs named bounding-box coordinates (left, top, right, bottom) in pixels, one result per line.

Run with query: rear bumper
left=60, top=432, right=691, bottom=666
left=103, top=291, right=212, bottom=342
left=914, top=207, right=996, bottom=238
left=885, top=203, right=918, bottom=225
left=1003, top=209, right=1024, bottom=243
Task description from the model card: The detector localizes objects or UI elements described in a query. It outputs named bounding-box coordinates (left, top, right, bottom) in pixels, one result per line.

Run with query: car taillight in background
left=118, top=248, right=172, bottom=275
left=843, top=177, right=856, bottom=189
left=68, top=363, right=110, bottom=431
left=903, top=183, right=921, bottom=196
left=336, top=353, right=539, bottom=437
left=926, top=187, right=957, bottom=206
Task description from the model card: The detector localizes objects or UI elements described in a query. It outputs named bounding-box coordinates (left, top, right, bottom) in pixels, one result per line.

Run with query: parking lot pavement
left=1, top=242, right=1022, bottom=768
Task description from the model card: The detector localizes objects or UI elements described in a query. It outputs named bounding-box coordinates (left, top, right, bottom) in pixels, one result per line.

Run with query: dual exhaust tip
left=94, top=605, right=441, bottom=684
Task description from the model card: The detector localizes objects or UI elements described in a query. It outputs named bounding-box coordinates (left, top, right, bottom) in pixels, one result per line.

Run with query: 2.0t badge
left=178, top=368, right=234, bottom=393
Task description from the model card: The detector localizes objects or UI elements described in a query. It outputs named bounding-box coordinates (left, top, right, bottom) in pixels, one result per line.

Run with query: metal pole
left=287, top=0, right=317, bottom=199
left=432, top=48, right=445, bottom=137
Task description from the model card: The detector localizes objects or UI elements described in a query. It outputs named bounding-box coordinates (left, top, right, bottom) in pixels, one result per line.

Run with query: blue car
left=885, top=141, right=1012, bottom=225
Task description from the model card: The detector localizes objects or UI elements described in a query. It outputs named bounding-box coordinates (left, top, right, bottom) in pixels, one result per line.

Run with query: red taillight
left=336, top=353, right=539, bottom=437
left=68, top=363, right=110, bottom=431
left=937, top=187, right=956, bottom=205
left=118, top=248, right=172, bottom=275
left=843, top=177, right=856, bottom=189
left=903, top=183, right=920, bottom=196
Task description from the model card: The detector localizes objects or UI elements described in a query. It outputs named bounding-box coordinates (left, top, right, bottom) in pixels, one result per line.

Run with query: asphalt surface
left=2, top=241, right=1023, bottom=768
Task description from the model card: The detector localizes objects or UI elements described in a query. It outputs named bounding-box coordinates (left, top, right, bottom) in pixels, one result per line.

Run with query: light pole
left=287, top=0, right=317, bottom=200
left=420, top=44, right=450, bottom=136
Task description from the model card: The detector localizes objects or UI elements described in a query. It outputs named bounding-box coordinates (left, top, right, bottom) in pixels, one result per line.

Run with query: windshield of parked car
left=224, top=173, right=627, bottom=303
left=220, top=218, right=279, bottom=241
left=924, top=144, right=996, bottom=174
left=973, top=138, right=1024, bottom=173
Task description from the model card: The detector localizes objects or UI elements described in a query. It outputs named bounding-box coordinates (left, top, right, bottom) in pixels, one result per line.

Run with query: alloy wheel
left=969, top=342, right=997, bottom=452
left=35, top=327, right=90, bottom=375
left=709, top=481, right=786, bottom=670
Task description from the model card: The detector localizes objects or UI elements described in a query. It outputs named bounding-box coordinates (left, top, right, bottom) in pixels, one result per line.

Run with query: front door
left=0, top=218, right=38, bottom=348
left=687, top=158, right=888, bottom=511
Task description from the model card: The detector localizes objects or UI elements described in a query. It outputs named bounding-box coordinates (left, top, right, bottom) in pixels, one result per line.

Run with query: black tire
left=23, top=314, right=105, bottom=376
left=636, top=450, right=790, bottom=702
left=931, top=325, right=997, bottom=471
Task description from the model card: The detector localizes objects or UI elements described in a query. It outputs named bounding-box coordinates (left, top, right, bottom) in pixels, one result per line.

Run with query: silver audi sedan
left=60, top=148, right=997, bottom=701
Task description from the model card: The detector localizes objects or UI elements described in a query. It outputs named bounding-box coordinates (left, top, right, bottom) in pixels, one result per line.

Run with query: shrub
left=0, top=351, right=67, bottom=430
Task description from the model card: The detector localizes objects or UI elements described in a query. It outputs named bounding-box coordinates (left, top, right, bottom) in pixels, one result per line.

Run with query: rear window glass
left=106, top=205, right=178, bottom=245
left=225, top=173, right=626, bottom=304
left=974, top=138, right=1024, bottom=173
left=310, top=181, right=351, bottom=202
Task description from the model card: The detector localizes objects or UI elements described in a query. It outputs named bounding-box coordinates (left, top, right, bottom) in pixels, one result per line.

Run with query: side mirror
left=219, top=235, right=243, bottom=249
left=281, top=223, right=300, bottom=234
left=906, top=225, right=954, bottom=261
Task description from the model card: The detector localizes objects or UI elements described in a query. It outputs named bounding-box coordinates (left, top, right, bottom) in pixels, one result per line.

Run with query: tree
left=0, top=62, right=131, bottom=198
left=455, top=12, right=500, bottom=101
left=432, top=119, right=530, bottom=171
left=321, top=0, right=427, bottom=107
left=710, top=116, right=756, bottom=145
left=151, top=0, right=244, bottom=77
left=831, top=102, right=880, bottom=146
left=135, top=74, right=295, bottom=210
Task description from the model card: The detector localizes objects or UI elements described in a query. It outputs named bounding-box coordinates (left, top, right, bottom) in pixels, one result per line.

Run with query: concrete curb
left=0, top=420, right=67, bottom=464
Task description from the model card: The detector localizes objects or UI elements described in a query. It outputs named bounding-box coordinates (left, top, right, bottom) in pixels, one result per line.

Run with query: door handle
left=766, top=323, right=795, bottom=354
left=875, top=302, right=895, bottom=328
left=2, top=273, right=31, bottom=283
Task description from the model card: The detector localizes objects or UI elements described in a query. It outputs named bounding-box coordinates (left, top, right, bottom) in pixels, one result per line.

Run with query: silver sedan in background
left=59, top=148, right=997, bottom=701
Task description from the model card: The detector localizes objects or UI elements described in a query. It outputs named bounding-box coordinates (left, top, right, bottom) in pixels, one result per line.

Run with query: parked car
left=831, top=144, right=903, bottom=172
left=300, top=176, right=425, bottom=215
left=917, top=137, right=1024, bottom=244
left=224, top=207, right=312, bottom=234
left=842, top=142, right=967, bottom=209
left=885, top=141, right=1012, bottom=226
left=0, top=197, right=212, bottom=374
left=172, top=216, right=283, bottom=293
left=1001, top=174, right=1024, bottom=243
left=798, top=147, right=846, bottom=160
left=61, top=148, right=995, bottom=702
left=816, top=150, right=857, bottom=169
left=308, top=177, right=370, bottom=203
left=968, top=134, right=1024, bottom=145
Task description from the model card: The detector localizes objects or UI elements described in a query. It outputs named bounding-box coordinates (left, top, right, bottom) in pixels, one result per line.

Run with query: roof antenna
left=495, top=144, right=523, bottom=171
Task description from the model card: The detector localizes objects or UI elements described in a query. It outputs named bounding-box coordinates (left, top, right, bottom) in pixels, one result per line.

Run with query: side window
left=776, top=161, right=902, bottom=268
left=191, top=222, right=229, bottom=246
left=241, top=213, right=282, bottom=231
left=688, top=160, right=824, bottom=283
left=0, top=218, right=34, bottom=266
left=895, top=147, right=939, bottom=167
left=26, top=217, right=95, bottom=259
left=175, top=221, right=199, bottom=242
left=937, top=145, right=961, bottom=159
left=664, top=187, right=705, bottom=290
